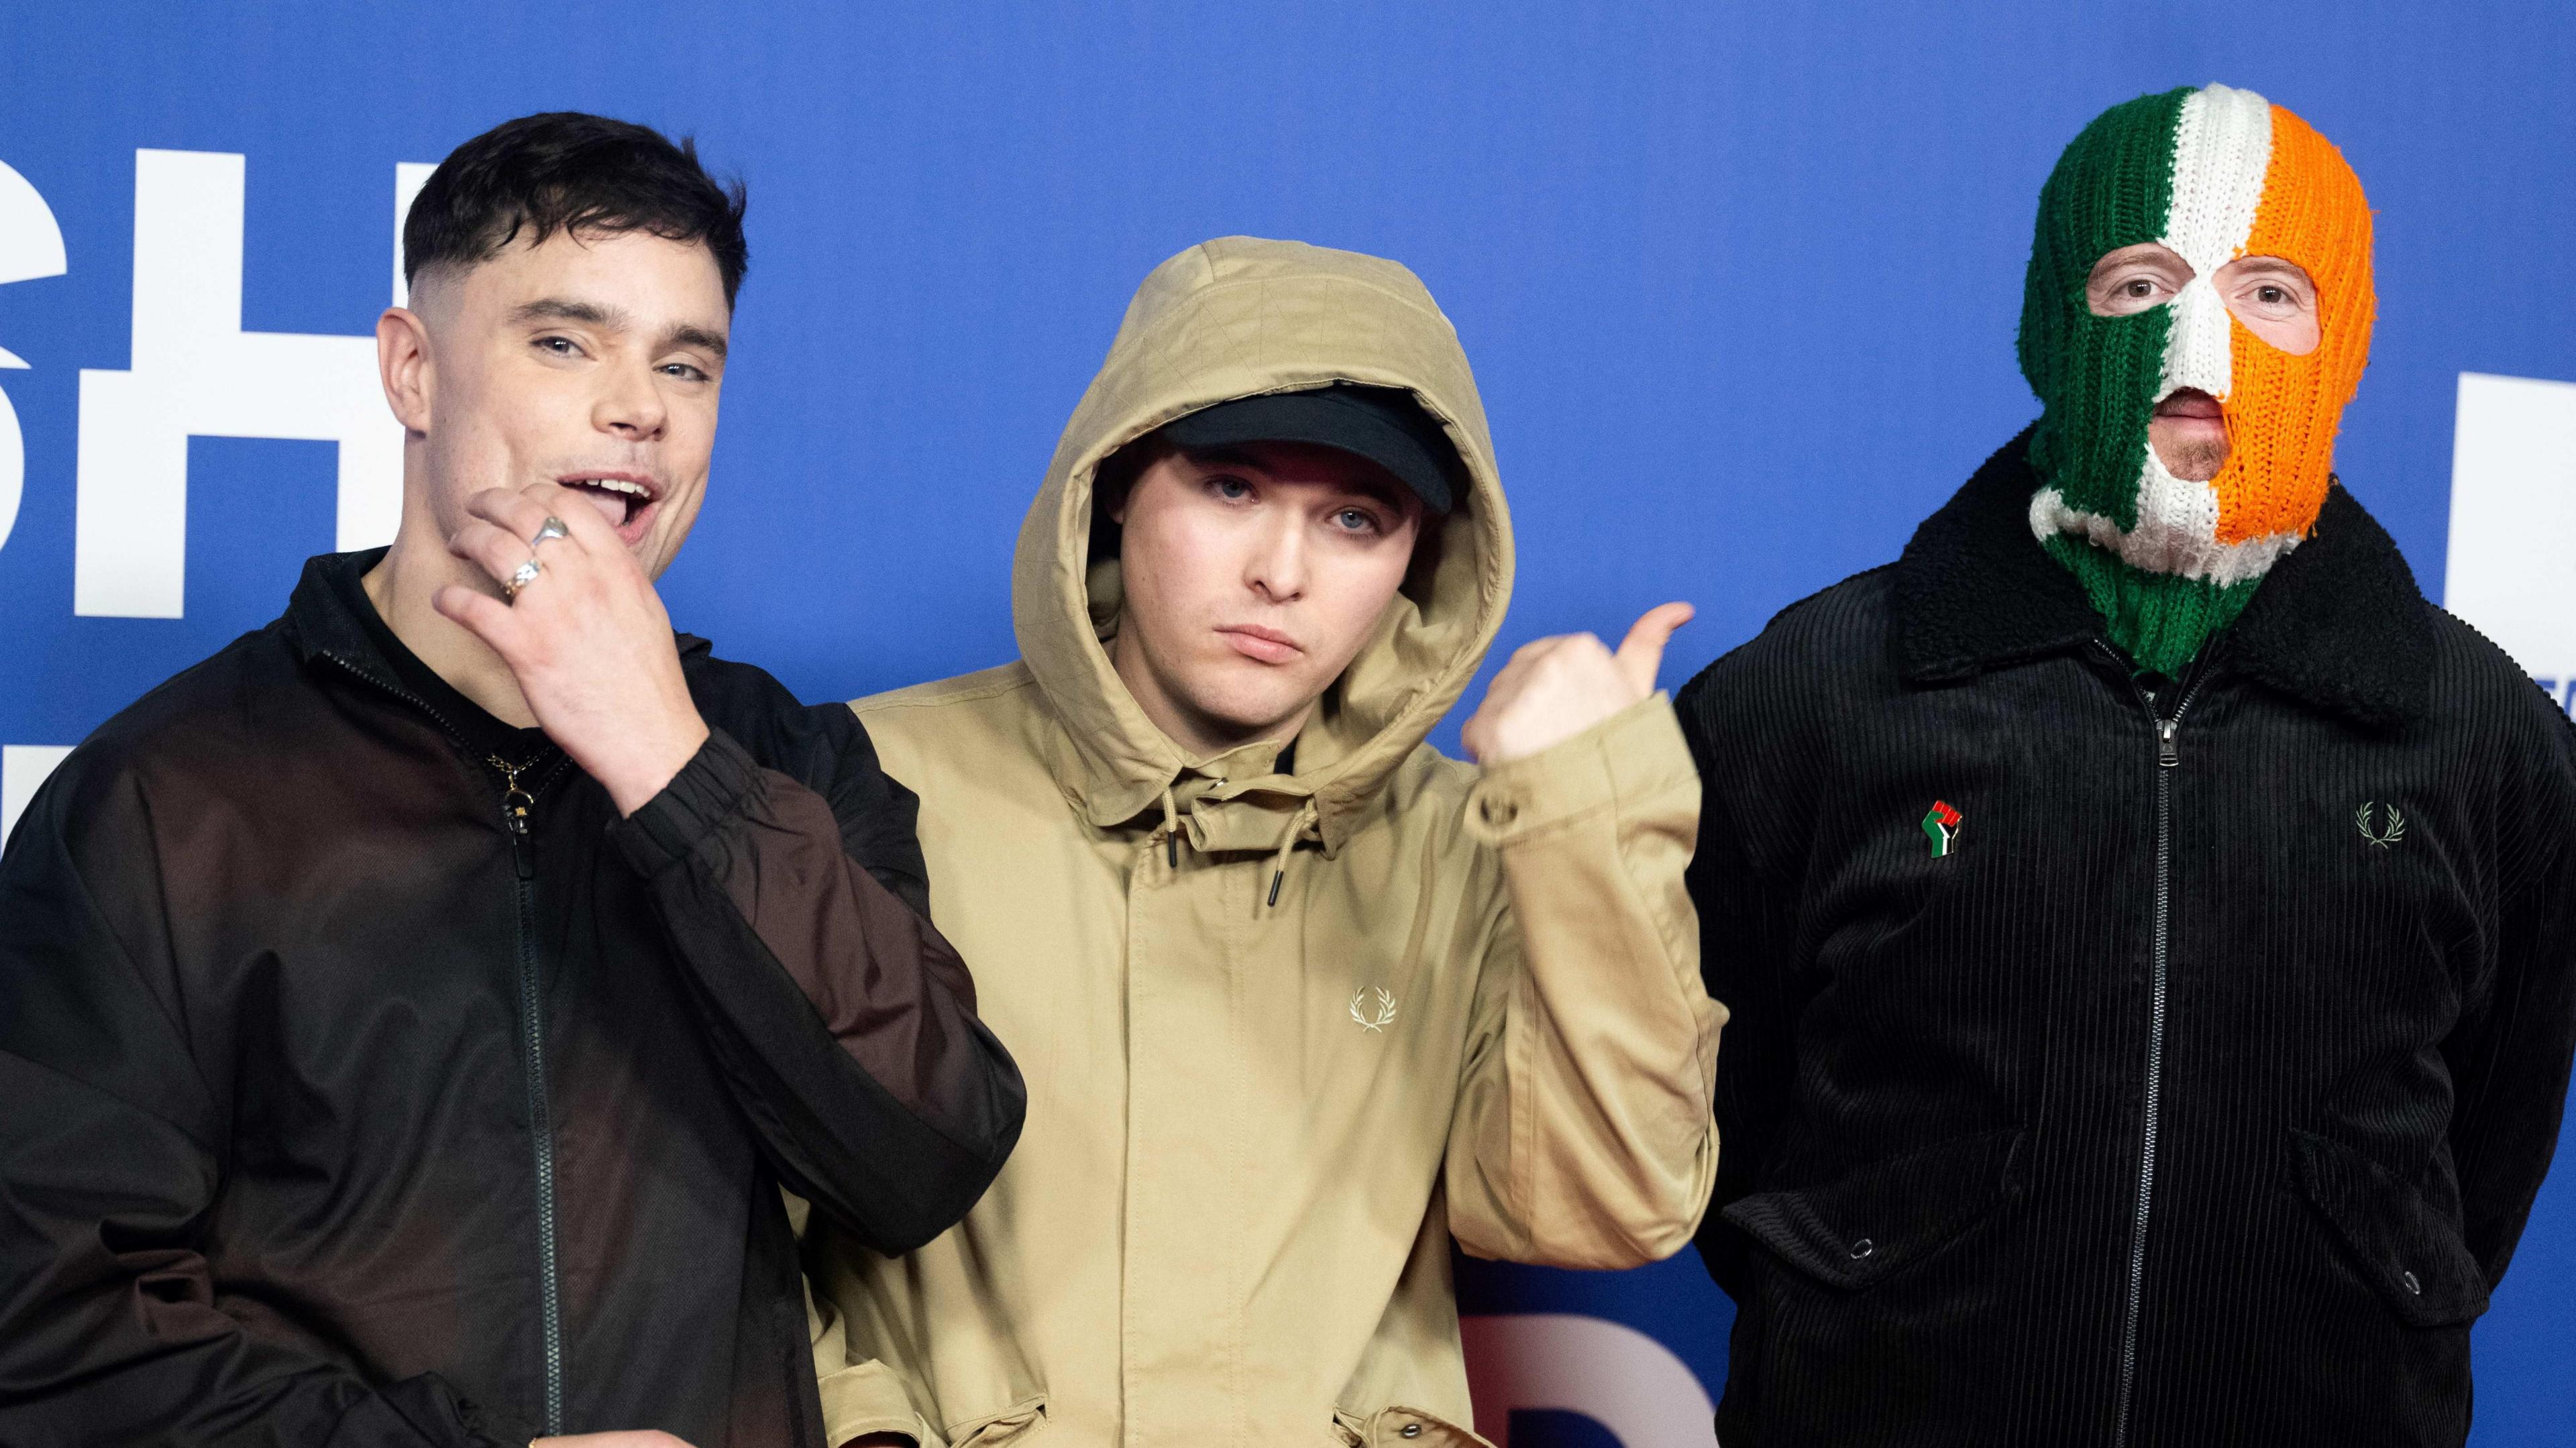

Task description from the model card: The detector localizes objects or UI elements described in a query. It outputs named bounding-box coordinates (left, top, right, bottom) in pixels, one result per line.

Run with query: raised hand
left=1459, top=602, right=1693, bottom=765
left=434, top=480, right=710, bottom=815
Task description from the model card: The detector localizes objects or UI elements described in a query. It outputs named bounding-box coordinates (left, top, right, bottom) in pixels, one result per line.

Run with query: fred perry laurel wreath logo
left=2356, top=801, right=2406, bottom=848
left=1922, top=800, right=1964, bottom=859
left=1350, top=987, right=1398, bottom=1033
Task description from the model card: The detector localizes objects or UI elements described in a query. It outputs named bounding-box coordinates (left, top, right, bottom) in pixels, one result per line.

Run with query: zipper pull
left=2157, top=718, right=2180, bottom=769
left=490, top=755, right=537, bottom=880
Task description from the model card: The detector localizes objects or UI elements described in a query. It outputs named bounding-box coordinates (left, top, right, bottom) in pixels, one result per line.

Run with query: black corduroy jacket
left=1677, top=433, right=2576, bottom=1448
left=0, top=550, right=1026, bottom=1447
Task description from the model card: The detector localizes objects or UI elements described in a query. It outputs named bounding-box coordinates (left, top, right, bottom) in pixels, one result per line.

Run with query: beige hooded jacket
left=805, top=237, right=1721, bottom=1448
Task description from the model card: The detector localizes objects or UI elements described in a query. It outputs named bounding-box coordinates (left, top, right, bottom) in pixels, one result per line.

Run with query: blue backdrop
left=3, top=4, right=2571, bottom=1442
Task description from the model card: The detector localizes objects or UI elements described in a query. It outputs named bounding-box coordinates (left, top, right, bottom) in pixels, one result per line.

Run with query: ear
left=376, top=306, right=434, bottom=435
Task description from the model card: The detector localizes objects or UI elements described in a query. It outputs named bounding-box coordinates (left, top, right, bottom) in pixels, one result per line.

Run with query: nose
left=1244, top=508, right=1307, bottom=604
left=592, top=355, right=669, bottom=442
left=2165, top=278, right=2234, bottom=400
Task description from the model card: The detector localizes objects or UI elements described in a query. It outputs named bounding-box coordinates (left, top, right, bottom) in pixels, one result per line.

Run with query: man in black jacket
left=1678, top=85, right=2576, bottom=1446
left=0, top=114, right=1024, bottom=1448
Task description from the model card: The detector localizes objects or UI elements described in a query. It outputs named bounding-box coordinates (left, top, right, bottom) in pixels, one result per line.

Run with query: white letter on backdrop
left=74, top=150, right=429, bottom=618
left=1460, top=1313, right=1716, bottom=1446
left=2444, top=371, right=2576, bottom=706
left=0, top=156, right=70, bottom=556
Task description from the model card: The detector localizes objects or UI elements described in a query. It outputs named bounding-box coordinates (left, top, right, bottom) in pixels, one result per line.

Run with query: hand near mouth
left=435, top=480, right=709, bottom=815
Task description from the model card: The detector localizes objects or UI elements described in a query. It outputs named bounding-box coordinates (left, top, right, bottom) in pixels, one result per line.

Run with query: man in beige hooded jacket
left=805, top=237, right=1721, bottom=1447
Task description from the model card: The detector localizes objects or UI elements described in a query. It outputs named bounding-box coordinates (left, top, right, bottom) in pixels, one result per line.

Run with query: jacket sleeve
left=2444, top=702, right=2576, bottom=1286
left=1675, top=668, right=1806, bottom=1304
left=610, top=725, right=1026, bottom=1255
left=0, top=763, right=519, bottom=1448
left=1442, top=695, right=1724, bottom=1269
left=804, top=1256, right=944, bottom=1448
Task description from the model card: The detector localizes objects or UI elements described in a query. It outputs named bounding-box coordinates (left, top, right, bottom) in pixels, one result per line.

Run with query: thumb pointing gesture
left=1461, top=601, right=1697, bottom=765
left=1614, top=602, right=1696, bottom=697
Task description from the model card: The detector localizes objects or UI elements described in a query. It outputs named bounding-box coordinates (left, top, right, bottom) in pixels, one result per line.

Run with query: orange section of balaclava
left=2210, top=104, right=2376, bottom=545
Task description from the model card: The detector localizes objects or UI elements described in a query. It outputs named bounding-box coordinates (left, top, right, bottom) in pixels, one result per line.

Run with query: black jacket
left=1677, top=434, right=2576, bottom=1447
left=0, top=551, right=1026, bottom=1447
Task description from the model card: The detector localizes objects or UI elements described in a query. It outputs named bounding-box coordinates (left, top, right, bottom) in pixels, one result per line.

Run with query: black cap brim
left=1158, top=384, right=1456, bottom=514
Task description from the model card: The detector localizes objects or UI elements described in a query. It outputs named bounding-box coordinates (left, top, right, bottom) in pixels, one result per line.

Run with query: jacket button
left=1849, top=1238, right=1876, bottom=1261
left=1399, top=1425, right=1424, bottom=1439
left=2402, top=1270, right=2422, bottom=1294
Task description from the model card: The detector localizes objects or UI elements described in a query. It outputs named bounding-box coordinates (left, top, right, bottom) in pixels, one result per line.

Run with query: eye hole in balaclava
left=2018, top=82, right=2376, bottom=675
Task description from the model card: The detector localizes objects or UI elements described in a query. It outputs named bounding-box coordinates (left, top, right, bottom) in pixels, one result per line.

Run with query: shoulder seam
left=853, top=666, right=1036, bottom=713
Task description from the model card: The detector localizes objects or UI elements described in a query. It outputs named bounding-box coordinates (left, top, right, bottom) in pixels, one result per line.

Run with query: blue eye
left=1334, top=508, right=1381, bottom=534
left=1212, top=477, right=1252, bottom=500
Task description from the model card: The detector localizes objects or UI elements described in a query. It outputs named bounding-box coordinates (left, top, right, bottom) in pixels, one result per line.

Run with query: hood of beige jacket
left=1014, top=234, right=1512, bottom=857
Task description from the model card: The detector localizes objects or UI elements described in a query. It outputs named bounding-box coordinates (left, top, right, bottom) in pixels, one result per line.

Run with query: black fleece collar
left=1892, top=429, right=2436, bottom=730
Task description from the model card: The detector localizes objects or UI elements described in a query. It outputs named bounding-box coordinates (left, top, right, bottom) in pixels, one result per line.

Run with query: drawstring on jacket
left=1155, top=783, right=1315, bottom=910
left=1266, top=801, right=1319, bottom=909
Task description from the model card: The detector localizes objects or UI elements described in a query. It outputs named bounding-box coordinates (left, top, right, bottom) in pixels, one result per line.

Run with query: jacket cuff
left=610, top=727, right=761, bottom=876
left=1465, top=693, right=1692, bottom=845
left=451, top=1394, right=538, bottom=1448
left=818, top=1358, right=939, bottom=1447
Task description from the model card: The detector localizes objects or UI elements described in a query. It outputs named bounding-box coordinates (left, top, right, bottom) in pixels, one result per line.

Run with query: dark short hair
left=403, top=111, right=749, bottom=307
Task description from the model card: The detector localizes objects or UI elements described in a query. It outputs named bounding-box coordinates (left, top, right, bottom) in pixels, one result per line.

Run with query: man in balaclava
left=2023, top=81, right=2376, bottom=673
left=1678, top=85, right=2576, bottom=1447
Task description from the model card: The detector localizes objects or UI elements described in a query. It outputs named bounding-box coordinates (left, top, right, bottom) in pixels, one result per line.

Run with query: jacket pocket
left=1721, top=1128, right=2027, bottom=1289
left=1332, top=1406, right=1493, bottom=1446
left=947, top=1395, right=1046, bottom=1447
left=2290, top=1129, right=2488, bottom=1327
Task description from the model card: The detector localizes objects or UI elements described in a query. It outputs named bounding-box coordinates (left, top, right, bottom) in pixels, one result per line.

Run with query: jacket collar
left=1892, top=429, right=2435, bottom=730
left=280, top=547, right=714, bottom=702
left=279, top=547, right=396, bottom=673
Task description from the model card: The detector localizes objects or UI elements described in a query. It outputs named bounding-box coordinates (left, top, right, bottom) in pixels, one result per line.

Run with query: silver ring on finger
left=504, top=556, right=543, bottom=600
left=530, top=515, right=571, bottom=549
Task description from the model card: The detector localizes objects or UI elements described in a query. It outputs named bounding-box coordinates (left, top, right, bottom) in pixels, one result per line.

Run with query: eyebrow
left=510, top=297, right=729, bottom=362
left=2092, top=248, right=2188, bottom=277
left=665, top=323, right=729, bottom=361
left=1183, top=445, right=1412, bottom=512
left=511, top=296, right=623, bottom=329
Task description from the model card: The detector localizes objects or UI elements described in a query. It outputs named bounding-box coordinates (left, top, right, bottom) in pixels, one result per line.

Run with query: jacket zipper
left=2106, top=645, right=2210, bottom=1447
left=488, top=751, right=564, bottom=1437
left=316, top=652, right=571, bottom=1435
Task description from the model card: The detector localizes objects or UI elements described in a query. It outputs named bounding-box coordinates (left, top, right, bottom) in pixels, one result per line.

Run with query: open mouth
left=557, top=472, right=661, bottom=544
left=2153, top=388, right=2226, bottom=423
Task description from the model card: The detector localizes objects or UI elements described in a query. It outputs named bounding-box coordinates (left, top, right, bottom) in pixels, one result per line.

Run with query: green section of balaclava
left=2020, top=87, right=2186, bottom=523
left=2019, top=87, right=2255, bottom=676
left=2043, top=537, right=2256, bottom=676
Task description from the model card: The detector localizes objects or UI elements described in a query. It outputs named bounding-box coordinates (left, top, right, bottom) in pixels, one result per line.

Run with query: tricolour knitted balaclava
left=2019, top=83, right=2375, bottom=675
